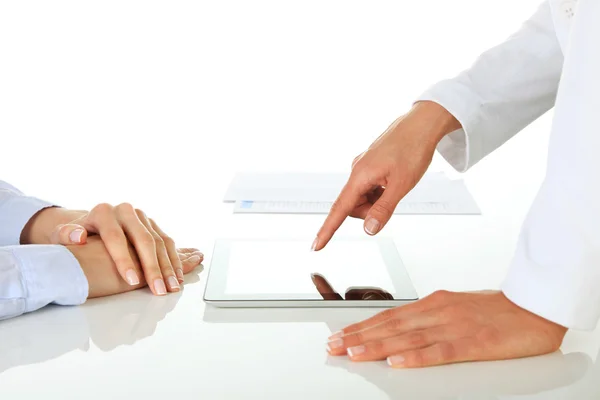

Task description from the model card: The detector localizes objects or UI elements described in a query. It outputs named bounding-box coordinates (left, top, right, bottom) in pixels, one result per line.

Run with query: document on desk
left=227, top=172, right=481, bottom=215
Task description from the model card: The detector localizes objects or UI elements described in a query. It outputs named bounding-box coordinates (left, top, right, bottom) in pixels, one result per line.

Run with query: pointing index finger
left=313, top=178, right=364, bottom=251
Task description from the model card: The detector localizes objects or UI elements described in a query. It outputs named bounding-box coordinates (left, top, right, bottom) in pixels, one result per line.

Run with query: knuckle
left=366, top=340, right=384, bottom=354
left=370, top=199, right=395, bottom=216
left=113, top=257, right=133, bottom=269
left=92, top=203, right=113, bottom=215
left=351, top=157, right=365, bottom=171
left=377, top=308, right=396, bottom=321
left=350, top=168, right=371, bottom=187
left=140, top=233, right=156, bottom=247
left=475, top=326, right=501, bottom=345
left=437, top=342, right=457, bottom=363
left=351, top=331, right=366, bottom=344
left=407, top=332, right=427, bottom=348
left=160, top=263, right=175, bottom=274
left=116, top=202, right=135, bottom=214
left=383, top=318, right=405, bottom=333
left=430, top=290, right=451, bottom=302
left=153, top=234, right=165, bottom=246
left=162, top=235, right=175, bottom=248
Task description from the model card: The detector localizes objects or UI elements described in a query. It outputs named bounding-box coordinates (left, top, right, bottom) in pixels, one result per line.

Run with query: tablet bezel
left=203, top=237, right=419, bottom=307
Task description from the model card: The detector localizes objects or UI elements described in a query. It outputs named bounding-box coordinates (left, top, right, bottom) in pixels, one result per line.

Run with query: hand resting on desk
left=326, top=290, right=567, bottom=368
left=67, top=236, right=203, bottom=298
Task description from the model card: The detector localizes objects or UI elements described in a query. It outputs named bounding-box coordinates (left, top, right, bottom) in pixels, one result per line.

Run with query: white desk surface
left=1, top=176, right=599, bottom=400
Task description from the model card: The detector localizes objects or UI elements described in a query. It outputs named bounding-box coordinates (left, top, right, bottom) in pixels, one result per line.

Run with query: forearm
left=416, top=1, right=563, bottom=171
left=20, top=207, right=86, bottom=245
left=404, top=101, right=462, bottom=144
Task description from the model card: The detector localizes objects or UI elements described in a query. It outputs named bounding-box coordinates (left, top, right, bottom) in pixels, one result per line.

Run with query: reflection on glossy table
left=2, top=177, right=600, bottom=400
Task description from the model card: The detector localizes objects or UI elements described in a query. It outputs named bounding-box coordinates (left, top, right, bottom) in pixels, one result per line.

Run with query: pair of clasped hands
left=21, top=203, right=204, bottom=298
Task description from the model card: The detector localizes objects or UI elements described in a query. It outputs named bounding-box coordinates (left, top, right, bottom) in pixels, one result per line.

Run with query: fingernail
left=328, top=331, right=344, bottom=340
left=364, top=218, right=381, bottom=235
left=187, top=255, right=201, bottom=265
left=125, top=269, right=140, bottom=286
left=326, top=338, right=344, bottom=352
left=154, top=279, right=167, bottom=295
left=167, top=276, right=180, bottom=291
left=311, top=237, right=319, bottom=251
left=347, top=345, right=366, bottom=357
left=387, top=355, right=405, bottom=367
left=69, top=229, right=84, bottom=243
left=176, top=268, right=184, bottom=282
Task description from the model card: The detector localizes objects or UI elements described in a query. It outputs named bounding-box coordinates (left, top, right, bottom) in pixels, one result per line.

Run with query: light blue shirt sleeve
left=0, top=245, right=88, bottom=321
left=0, top=179, right=88, bottom=320
left=0, top=180, right=56, bottom=246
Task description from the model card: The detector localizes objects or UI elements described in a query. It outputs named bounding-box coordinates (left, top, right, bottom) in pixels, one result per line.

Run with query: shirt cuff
left=501, top=252, right=600, bottom=331
left=0, top=194, right=55, bottom=246
left=415, top=79, right=485, bottom=172
left=10, top=245, right=89, bottom=312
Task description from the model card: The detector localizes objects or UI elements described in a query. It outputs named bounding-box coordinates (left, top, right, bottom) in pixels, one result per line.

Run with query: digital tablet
left=203, top=237, right=418, bottom=307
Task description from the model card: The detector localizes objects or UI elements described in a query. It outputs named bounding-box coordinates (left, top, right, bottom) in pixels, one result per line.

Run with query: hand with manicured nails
left=21, top=203, right=204, bottom=296
left=315, top=103, right=567, bottom=368
left=312, top=101, right=461, bottom=251
left=326, top=290, right=567, bottom=368
left=68, top=236, right=203, bottom=298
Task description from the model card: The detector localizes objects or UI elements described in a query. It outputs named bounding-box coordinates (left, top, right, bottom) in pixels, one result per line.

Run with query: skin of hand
left=67, top=236, right=203, bottom=298
left=313, top=102, right=569, bottom=367
left=21, top=204, right=204, bottom=296
left=312, top=101, right=461, bottom=251
left=326, top=290, right=568, bottom=368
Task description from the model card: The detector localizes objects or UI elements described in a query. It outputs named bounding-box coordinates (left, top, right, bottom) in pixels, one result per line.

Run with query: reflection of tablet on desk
left=203, top=237, right=418, bottom=307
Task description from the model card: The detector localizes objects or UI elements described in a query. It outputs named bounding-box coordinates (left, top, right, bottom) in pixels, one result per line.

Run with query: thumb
left=363, top=186, right=406, bottom=236
left=50, top=224, right=89, bottom=245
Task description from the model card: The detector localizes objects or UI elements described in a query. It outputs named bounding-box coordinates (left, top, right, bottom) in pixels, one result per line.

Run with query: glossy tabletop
left=2, top=165, right=600, bottom=400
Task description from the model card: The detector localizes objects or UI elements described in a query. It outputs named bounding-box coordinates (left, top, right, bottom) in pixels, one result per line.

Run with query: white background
left=0, top=0, right=549, bottom=271
left=6, top=3, right=600, bottom=400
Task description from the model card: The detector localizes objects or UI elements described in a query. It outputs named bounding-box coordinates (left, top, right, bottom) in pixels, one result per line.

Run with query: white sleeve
left=502, top=0, right=600, bottom=330
left=0, top=245, right=88, bottom=321
left=0, top=180, right=56, bottom=246
left=415, top=1, right=563, bottom=171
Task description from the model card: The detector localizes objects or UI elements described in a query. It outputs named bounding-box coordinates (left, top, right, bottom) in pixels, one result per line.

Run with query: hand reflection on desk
left=202, top=306, right=599, bottom=399
left=0, top=270, right=201, bottom=374
left=310, top=273, right=394, bottom=301
left=325, top=349, right=593, bottom=399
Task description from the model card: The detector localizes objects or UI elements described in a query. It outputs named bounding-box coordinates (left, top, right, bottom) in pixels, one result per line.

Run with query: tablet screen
left=205, top=238, right=417, bottom=301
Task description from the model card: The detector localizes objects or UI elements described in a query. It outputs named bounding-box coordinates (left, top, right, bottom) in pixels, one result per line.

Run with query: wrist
left=21, top=207, right=87, bottom=244
left=401, top=101, right=462, bottom=146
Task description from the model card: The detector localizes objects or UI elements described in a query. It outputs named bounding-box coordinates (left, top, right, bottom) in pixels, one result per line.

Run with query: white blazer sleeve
left=502, top=0, right=600, bottom=330
left=416, top=1, right=563, bottom=171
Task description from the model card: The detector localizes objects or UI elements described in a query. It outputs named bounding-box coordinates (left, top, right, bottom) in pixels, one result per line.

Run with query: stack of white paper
left=224, top=172, right=480, bottom=215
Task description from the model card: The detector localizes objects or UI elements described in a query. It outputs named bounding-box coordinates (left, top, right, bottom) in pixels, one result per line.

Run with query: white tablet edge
left=203, top=237, right=419, bottom=307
